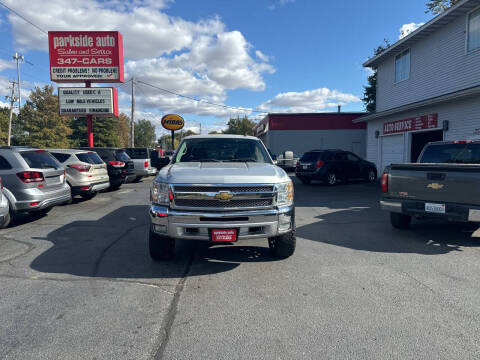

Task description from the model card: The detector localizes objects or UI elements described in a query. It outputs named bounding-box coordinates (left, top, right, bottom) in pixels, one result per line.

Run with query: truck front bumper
left=149, top=205, right=294, bottom=241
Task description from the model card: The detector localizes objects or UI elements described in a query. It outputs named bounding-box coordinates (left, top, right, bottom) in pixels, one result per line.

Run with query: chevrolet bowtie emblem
left=215, top=191, right=234, bottom=201
left=427, top=183, right=444, bottom=190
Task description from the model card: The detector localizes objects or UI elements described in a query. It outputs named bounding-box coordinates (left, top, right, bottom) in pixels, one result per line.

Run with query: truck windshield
left=174, top=138, right=272, bottom=163
left=420, top=143, right=480, bottom=164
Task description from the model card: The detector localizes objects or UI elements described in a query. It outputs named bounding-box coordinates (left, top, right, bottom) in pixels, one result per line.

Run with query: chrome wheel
left=327, top=172, right=337, bottom=185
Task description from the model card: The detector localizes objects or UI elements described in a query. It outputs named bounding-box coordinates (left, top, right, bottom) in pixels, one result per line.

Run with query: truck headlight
left=276, top=180, right=294, bottom=206
left=151, top=182, right=170, bottom=205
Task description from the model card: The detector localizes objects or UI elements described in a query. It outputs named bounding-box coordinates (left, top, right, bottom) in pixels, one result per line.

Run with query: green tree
left=134, top=119, right=156, bottom=147
left=0, top=107, right=13, bottom=145
left=426, top=0, right=460, bottom=14
left=70, top=116, right=121, bottom=147
left=158, top=129, right=197, bottom=149
left=117, top=113, right=130, bottom=147
left=21, top=85, right=72, bottom=148
left=223, top=116, right=256, bottom=136
left=362, top=40, right=390, bottom=113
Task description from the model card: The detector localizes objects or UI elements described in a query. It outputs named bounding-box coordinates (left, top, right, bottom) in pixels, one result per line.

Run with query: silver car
left=124, top=147, right=157, bottom=182
left=0, top=147, right=71, bottom=222
left=49, top=149, right=110, bottom=199
left=0, top=177, right=10, bottom=228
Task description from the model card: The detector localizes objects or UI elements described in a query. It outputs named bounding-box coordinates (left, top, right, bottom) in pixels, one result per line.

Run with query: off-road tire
left=149, top=229, right=175, bottom=261
left=268, top=231, right=296, bottom=258
left=390, top=212, right=411, bottom=229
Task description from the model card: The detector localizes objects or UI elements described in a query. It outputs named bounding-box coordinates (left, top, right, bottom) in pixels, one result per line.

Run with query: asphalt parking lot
left=1, top=176, right=480, bottom=359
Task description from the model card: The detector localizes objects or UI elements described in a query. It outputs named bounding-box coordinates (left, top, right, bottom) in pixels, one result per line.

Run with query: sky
left=0, top=0, right=433, bottom=139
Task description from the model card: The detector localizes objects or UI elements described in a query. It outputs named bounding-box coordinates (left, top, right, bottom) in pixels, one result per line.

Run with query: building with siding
left=357, top=0, right=480, bottom=173
left=254, top=113, right=366, bottom=158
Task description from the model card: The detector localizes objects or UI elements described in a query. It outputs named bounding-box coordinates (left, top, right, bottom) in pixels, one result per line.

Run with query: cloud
left=0, top=59, right=15, bottom=72
left=268, top=0, right=296, bottom=10
left=399, top=22, right=424, bottom=39
left=258, top=88, right=361, bottom=113
left=4, top=0, right=274, bottom=118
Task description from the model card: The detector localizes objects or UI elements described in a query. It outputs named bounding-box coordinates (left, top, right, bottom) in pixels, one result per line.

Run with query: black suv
left=77, top=148, right=135, bottom=189
left=295, top=149, right=377, bottom=185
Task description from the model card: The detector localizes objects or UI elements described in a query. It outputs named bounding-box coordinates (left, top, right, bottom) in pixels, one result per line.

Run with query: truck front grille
left=173, top=185, right=274, bottom=193
left=174, top=199, right=273, bottom=209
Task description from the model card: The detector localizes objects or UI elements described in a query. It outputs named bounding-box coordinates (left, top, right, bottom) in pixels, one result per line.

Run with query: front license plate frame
left=211, top=229, right=237, bottom=242
left=425, top=203, right=446, bottom=214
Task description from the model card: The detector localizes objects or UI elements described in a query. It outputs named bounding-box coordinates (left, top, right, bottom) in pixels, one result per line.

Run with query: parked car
left=295, top=149, right=377, bottom=185
left=49, top=149, right=110, bottom=199
left=149, top=135, right=295, bottom=261
left=150, top=149, right=168, bottom=171
left=0, top=147, right=71, bottom=225
left=124, top=147, right=157, bottom=181
left=276, top=151, right=299, bottom=171
left=0, top=177, right=10, bottom=228
left=77, top=147, right=136, bottom=189
left=381, top=140, right=480, bottom=229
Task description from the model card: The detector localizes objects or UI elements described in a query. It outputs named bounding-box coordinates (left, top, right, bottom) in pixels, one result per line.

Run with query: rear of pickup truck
left=381, top=141, right=480, bottom=228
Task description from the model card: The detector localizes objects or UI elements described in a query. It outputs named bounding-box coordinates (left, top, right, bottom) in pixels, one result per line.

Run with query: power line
left=0, top=1, right=48, bottom=35
left=137, top=80, right=265, bottom=113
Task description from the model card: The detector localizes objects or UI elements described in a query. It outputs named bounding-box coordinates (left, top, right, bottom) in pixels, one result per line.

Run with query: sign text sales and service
left=58, top=87, right=119, bottom=116
left=49, top=31, right=124, bottom=83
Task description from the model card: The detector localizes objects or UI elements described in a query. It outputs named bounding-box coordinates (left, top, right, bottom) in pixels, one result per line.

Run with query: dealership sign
left=49, top=31, right=124, bottom=83
left=383, top=113, right=438, bottom=135
left=58, top=87, right=119, bottom=116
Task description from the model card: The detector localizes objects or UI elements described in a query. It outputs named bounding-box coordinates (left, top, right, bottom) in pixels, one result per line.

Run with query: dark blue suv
left=295, top=150, right=377, bottom=185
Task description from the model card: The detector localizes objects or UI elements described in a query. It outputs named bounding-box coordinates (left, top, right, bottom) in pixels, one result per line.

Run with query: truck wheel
left=390, top=212, right=411, bottom=229
left=149, top=229, right=175, bottom=261
left=366, top=169, right=377, bottom=183
left=268, top=231, right=296, bottom=258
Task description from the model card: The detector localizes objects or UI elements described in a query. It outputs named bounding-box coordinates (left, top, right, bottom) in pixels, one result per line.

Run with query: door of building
left=381, top=134, right=404, bottom=173
left=410, top=130, right=444, bottom=162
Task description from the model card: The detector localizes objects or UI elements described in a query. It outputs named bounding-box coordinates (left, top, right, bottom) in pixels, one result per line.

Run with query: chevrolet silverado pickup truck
left=381, top=140, right=480, bottom=229
left=149, top=135, right=295, bottom=260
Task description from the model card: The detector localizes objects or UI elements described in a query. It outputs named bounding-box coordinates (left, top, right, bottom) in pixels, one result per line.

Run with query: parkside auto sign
left=49, top=31, right=124, bottom=83
left=58, top=87, right=119, bottom=116
left=383, top=114, right=438, bottom=135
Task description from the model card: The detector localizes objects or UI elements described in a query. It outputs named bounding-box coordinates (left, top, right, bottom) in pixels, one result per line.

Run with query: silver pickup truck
left=148, top=135, right=296, bottom=260
left=381, top=140, right=480, bottom=228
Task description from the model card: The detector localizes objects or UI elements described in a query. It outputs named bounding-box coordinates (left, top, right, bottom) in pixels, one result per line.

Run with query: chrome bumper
left=380, top=200, right=403, bottom=213
left=149, top=204, right=294, bottom=241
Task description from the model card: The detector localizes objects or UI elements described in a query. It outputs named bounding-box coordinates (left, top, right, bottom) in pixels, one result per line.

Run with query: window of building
left=468, top=8, right=480, bottom=52
left=395, top=49, right=410, bottom=83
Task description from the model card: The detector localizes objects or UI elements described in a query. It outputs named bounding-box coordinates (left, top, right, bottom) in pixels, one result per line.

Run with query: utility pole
left=13, top=53, right=24, bottom=120
left=131, top=78, right=135, bottom=148
left=5, top=81, right=16, bottom=146
left=199, top=122, right=202, bottom=135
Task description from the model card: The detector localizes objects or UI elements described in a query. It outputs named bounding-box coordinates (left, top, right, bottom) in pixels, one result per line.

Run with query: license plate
left=302, top=165, right=308, bottom=169
left=45, top=176, right=60, bottom=185
left=212, top=229, right=237, bottom=242
left=425, top=203, right=446, bottom=214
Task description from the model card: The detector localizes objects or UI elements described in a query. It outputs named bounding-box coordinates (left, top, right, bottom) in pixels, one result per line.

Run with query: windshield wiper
left=225, top=158, right=258, bottom=162
left=185, top=159, right=222, bottom=162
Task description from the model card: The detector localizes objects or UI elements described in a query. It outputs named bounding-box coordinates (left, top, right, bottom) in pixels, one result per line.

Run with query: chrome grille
left=173, top=185, right=274, bottom=193
left=175, top=199, right=273, bottom=208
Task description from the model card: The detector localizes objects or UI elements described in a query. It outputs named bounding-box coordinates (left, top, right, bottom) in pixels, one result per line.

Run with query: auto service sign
left=58, top=87, right=119, bottom=116
left=161, top=114, right=185, bottom=131
left=383, top=113, right=438, bottom=135
left=49, top=31, right=124, bottom=83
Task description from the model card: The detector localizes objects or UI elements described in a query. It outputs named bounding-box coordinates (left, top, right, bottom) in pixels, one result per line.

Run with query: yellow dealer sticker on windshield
left=161, top=114, right=184, bottom=131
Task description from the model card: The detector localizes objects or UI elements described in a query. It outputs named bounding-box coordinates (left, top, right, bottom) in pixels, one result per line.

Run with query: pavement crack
left=152, top=244, right=198, bottom=360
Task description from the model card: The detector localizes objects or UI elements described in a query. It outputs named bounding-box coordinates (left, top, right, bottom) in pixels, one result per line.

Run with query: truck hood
left=157, top=162, right=289, bottom=184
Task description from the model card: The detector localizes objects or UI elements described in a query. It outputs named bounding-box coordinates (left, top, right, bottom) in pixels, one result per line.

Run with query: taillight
left=108, top=161, right=125, bottom=168
left=381, top=172, right=388, bottom=193
left=17, top=171, right=44, bottom=183
left=169, top=188, right=174, bottom=201
left=452, top=140, right=473, bottom=144
left=68, top=164, right=91, bottom=172
left=144, top=160, right=148, bottom=168
left=315, top=160, right=325, bottom=168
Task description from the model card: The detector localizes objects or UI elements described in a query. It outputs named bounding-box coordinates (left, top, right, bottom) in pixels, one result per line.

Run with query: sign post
left=161, top=114, right=185, bottom=150
left=49, top=31, right=124, bottom=146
